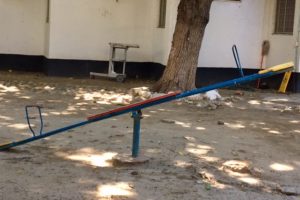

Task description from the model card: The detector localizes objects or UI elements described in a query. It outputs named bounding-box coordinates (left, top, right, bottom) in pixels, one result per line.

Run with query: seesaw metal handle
left=232, top=45, right=245, bottom=77
left=25, top=105, right=44, bottom=137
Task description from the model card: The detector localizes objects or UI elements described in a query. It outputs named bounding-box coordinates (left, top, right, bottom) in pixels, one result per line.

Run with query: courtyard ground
left=0, top=71, right=299, bottom=200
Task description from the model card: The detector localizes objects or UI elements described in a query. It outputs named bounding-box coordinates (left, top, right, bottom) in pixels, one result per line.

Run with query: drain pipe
left=294, top=15, right=300, bottom=92
left=295, top=16, right=300, bottom=72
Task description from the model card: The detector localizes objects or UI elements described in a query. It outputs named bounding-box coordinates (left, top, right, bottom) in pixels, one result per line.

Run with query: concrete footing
left=112, top=154, right=149, bottom=166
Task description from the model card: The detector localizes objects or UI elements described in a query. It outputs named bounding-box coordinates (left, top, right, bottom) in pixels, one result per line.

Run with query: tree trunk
left=153, top=0, right=213, bottom=93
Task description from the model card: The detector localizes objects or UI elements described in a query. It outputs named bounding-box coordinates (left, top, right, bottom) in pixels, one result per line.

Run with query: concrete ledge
left=0, top=53, right=299, bottom=92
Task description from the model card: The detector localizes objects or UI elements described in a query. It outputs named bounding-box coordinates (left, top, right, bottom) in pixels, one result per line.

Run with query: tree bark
left=153, top=0, right=213, bottom=93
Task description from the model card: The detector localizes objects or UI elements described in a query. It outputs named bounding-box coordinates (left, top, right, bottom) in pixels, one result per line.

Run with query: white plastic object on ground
left=205, top=90, right=222, bottom=101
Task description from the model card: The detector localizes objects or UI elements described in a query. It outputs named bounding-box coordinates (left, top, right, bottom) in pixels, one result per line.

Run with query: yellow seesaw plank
left=259, top=62, right=294, bottom=74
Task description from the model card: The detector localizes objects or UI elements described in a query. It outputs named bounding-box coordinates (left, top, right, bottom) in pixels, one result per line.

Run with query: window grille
left=275, top=0, right=296, bottom=34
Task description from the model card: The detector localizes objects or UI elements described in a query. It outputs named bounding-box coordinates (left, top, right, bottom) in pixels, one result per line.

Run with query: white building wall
left=47, top=0, right=156, bottom=61
left=152, top=0, right=267, bottom=69
left=199, top=0, right=266, bottom=69
left=2, top=0, right=297, bottom=72
left=0, top=0, right=47, bottom=55
left=263, top=0, right=300, bottom=73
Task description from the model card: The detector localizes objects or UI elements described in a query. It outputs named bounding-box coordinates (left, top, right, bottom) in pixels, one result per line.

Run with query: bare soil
left=0, top=71, right=299, bottom=200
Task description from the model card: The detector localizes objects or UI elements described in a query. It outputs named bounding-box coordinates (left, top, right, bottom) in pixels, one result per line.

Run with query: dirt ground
left=0, top=71, right=299, bottom=200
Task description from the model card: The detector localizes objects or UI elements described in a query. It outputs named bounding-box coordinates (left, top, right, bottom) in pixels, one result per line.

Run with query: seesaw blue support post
left=131, top=110, right=142, bottom=158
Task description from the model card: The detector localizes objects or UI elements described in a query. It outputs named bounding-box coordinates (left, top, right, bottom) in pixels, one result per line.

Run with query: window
left=274, top=0, right=296, bottom=34
left=158, top=0, right=167, bottom=28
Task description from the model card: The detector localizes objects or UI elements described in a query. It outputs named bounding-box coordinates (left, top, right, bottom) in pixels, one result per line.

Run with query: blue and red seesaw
left=0, top=62, right=294, bottom=158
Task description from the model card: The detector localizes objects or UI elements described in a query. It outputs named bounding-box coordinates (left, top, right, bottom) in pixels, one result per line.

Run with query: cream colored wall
left=152, top=0, right=268, bottom=69
left=47, top=0, right=155, bottom=61
left=199, top=0, right=266, bottom=69
left=263, top=0, right=300, bottom=72
left=0, top=0, right=47, bottom=55
left=2, top=0, right=297, bottom=72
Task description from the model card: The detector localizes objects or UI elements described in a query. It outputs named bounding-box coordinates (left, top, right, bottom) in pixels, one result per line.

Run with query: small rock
left=196, top=102, right=209, bottom=108
left=231, top=150, right=239, bottom=156
left=293, top=106, right=300, bottom=112
left=222, top=160, right=251, bottom=174
left=251, top=167, right=263, bottom=177
left=214, top=100, right=223, bottom=106
left=186, top=94, right=204, bottom=101
left=277, top=185, right=300, bottom=196
left=130, top=87, right=152, bottom=99
left=184, top=99, right=194, bottom=104
left=237, top=149, right=246, bottom=153
left=131, top=171, right=139, bottom=176
left=234, top=90, right=244, bottom=96
left=114, top=134, right=125, bottom=137
left=217, top=120, right=225, bottom=125
left=233, top=96, right=243, bottom=101
left=161, top=119, right=176, bottom=124
left=223, top=97, right=233, bottom=102
left=208, top=102, right=218, bottom=110
left=184, top=136, right=196, bottom=142
left=199, top=171, right=215, bottom=182
left=89, top=139, right=99, bottom=143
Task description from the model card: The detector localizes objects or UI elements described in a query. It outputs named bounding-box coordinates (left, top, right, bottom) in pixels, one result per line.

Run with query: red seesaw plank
left=87, top=91, right=180, bottom=121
